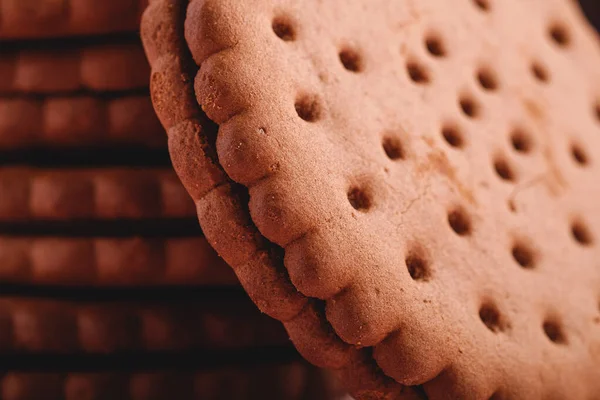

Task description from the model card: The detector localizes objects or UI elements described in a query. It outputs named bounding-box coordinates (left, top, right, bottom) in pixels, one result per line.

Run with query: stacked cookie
left=0, top=0, right=340, bottom=399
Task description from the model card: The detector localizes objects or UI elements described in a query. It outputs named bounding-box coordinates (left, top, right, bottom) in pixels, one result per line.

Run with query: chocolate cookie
left=0, top=95, right=164, bottom=149
left=0, top=297, right=287, bottom=353
left=142, top=0, right=600, bottom=398
left=1, top=363, right=340, bottom=400
left=0, top=236, right=237, bottom=286
left=0, top=41, right=149, bottom=94
left=0, top=0, right=147, bottom=39
left=0, top=168, right=195, bottom=220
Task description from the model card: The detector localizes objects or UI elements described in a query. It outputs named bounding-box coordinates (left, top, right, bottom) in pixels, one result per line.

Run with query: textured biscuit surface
left=0, top=41, right=149, bottom=94
left=0, top=297, right=287, bottom=353
left=0, top=95, right=164, bottom=149
left=0, top=168, right=195, bottom=220
left=144, top=0, right=600, bottom=398
left=0, top=364, right=340, bottom=400
left=0, top=236, right=236, bottom=286
left=0, top=0, right=147, bottom=39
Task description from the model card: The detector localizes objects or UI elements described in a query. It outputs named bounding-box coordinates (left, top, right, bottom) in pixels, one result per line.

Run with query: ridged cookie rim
left=140, top=0, right=422, bottom=399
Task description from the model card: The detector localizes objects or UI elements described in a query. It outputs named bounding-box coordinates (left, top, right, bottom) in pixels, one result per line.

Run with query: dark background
left=579, top=0, right=600, bottom=32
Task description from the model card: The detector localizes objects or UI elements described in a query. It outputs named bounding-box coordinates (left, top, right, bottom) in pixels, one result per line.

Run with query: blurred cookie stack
left=0, top=0, right=339, bottom=398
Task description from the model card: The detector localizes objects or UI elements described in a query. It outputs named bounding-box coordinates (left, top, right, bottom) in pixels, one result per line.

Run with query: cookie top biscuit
left=143, top=0, right=600, bottom=397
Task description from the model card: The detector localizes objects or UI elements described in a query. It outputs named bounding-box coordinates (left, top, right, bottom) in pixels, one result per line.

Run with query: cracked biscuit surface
left=143, top=0, right=600, bottom=398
